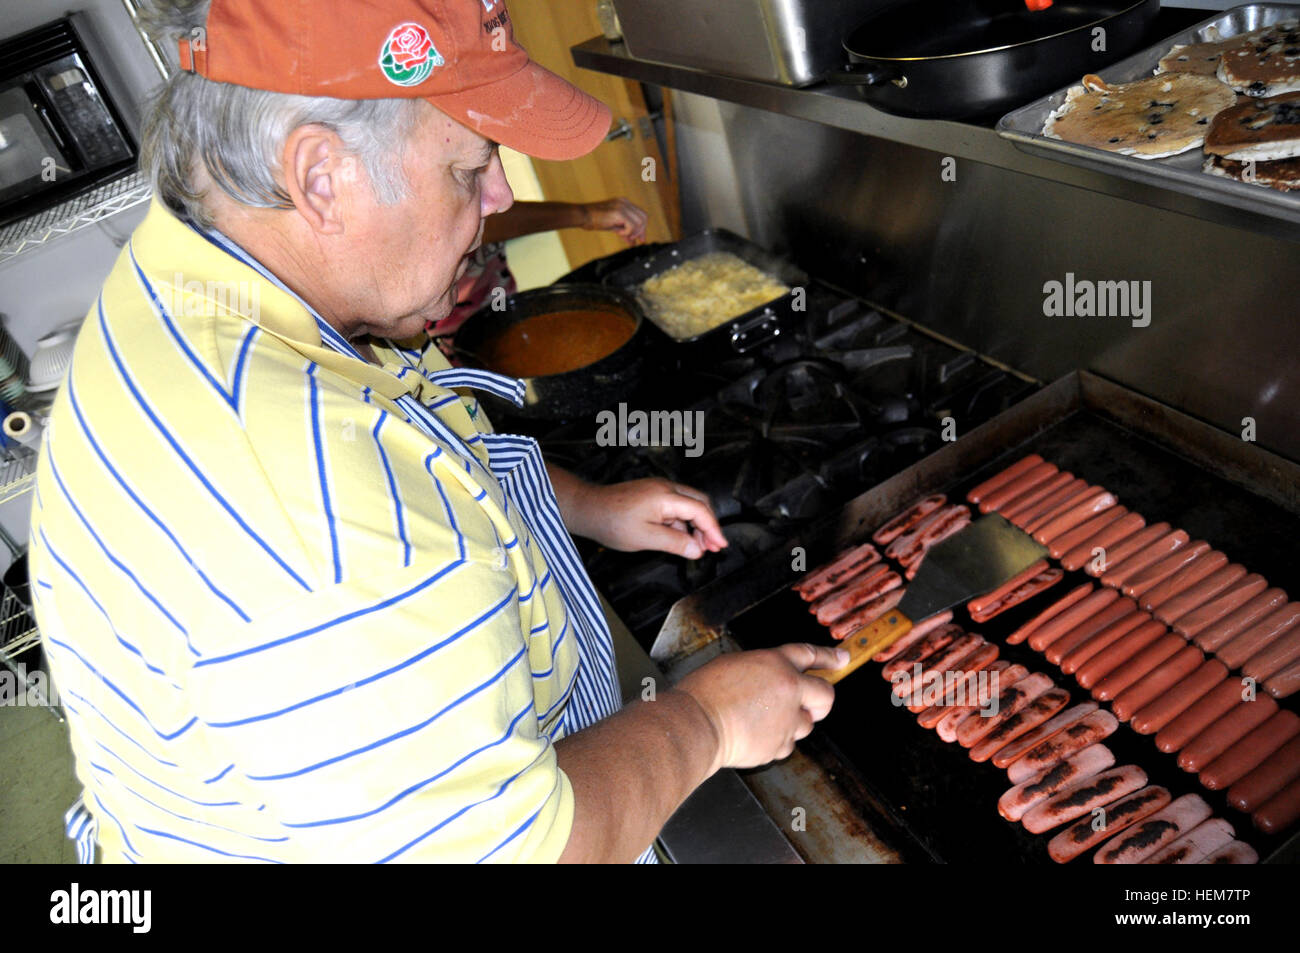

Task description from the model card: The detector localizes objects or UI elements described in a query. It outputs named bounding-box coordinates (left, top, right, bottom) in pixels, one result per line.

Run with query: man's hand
left=566, top=476, right=728, bottom=559
left=555, top=642, right=846, bottom=862
left=582, top=198, right=649, bottom=244
left=676, top=644, right=846, bottom=773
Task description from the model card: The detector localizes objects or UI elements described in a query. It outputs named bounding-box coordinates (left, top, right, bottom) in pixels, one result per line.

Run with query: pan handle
left=824, top=63, right=906, bottom=88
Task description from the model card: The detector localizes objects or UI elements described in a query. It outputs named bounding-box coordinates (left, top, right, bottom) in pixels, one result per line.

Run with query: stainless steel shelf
left=0, top=453, right=36, bottom=506
left=0, top=171, right=151, bottom=265
left=571, top=35, right=1300, bottom=242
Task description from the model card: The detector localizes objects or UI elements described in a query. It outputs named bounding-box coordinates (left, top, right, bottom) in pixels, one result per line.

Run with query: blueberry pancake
left=1216, top=18, right=1300, bottom=96
left=1044, top=73, right=1237, bottom=158
left=1158, top=34, right=1255, bottom=77
left=1204, top=90, right=1300, bottom=161
left=1203, top=154, right=1300, bottom=190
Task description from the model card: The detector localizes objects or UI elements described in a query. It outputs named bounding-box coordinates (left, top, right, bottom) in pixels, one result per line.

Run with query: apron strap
left=424, top=368, right=525, bottom=407
left=64, top=795, right=97, bottom=864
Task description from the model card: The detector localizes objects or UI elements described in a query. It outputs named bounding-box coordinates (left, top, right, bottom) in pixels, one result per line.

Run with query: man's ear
left=281, top=124, right=348, bottom=236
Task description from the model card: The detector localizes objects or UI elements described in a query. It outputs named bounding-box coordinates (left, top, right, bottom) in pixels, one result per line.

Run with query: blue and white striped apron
left=63, top=225, right=653, bottom=864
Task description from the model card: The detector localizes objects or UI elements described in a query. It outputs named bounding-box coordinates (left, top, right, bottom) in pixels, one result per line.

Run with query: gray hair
left=136, top=0, right=422, bottom=226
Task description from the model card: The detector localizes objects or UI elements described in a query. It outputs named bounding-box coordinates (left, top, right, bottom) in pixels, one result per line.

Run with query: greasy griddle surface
left=727, top=409, right=1300, bottom=864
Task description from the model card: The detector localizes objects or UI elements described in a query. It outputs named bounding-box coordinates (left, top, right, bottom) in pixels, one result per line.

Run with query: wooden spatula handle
left=809, top=610, right=915, bottom=684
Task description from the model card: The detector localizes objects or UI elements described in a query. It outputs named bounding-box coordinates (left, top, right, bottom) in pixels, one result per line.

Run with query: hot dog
left=998, top=744, right=1115, bottom=822
left=936, top=664, right=1028, bottom=743
left=969, top=688, right=1070, bottom=762
left=885, top=504, right=961, bottom=562
left=914, top=647, right=1003, bottom=725
left=1143, top=818, right=1235, bottom=864
left=794, top=542, right=880, bottom=601
left=1062, top=512, right=1147, bottom=573
left=815, top=568, right=902, bottom=625
left=1154, top=563, right=1247, bottom=626
left=966, top=454, right=1044, bottom=505
left=1023, top=764, right=1149, bottom=835
left=809, top=562, right=891, bottom=617
left=1093, top=794, right=1212, bottom=864
left=1006, top=710, right=1119, bottom=785
left=1044, top=597, right=1138, bottom=666
left=977, top=462, right=1059, bottom=514
left=1007, top=583, right=1093, bottom=646
left=905, top=640, right=996, bottom=714
left=1198, top=710, right=1300, bottom=790
left=1155, top=677, right=1248, bottom=754
left=1048, top=505, right=1129, bottom=562
left=1033, top=490, right=1118, bottom=546
left=1002, top=472, right=1077, bottom=526
left=968, top=568, right=1063, bottom=624
left=1047, top=785, right=1171, bottom=864
left=1089, top=522, right=1174, bottom=580
left=1100, top=527, right=1189, bottom=589
left=1015, top=478, right=1090, bottom=532
left=873, top=616, right=958, bottom=664
left=1219, top=603, right=1300, bottom=670
left=1091, top=632, right=1183, bottom=702
left=1141, top=551, right=1230, bottom=614
left=891, top=633, right=984, bottom=700
left=872, top=494, right=947, bottom=545
left=990, top=702, right=1099, bottom=769
left=1122, top=540, right=1210, bottom=600
left=1177, top=695, right=1278, bottom=773
left=1129, top=659, right=1228, bottom=736
left=901, top=510, right=973, bottom=578
left=1193, top=587, right=1288, bottom=652
left=956, top=672, right=1056, bottom=748
left=1111, top=646, right=1206, bottom=723
left=1227, top=734, right=1300, bottom=812
left=1201, top=841, right=1259, bottom=864
left=881, top=623, right=961, bottom=679
left=1172, top=573, right=1267, bottom=639
left=1241, top=628, right=1300, bottom=683
left=967, top=559, right=1049, bottom=616
left=1264, top=658, right=1300, bottom=699
left=829, top=588, right=905, bottom=640
left=1253, top=776, right=1300, bottom=835
left=1028, top=588, right=1121, bottom=653
left=1059, top=609, right=1149, bottom=676
left=1075, top=619, right=1165, bottom=690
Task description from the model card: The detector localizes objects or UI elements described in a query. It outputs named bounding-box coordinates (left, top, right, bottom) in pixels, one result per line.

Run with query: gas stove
left=498, top=268, right=1038, bottom=647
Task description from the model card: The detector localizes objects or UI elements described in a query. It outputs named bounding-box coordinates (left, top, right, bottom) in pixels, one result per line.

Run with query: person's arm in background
left=482, top=198, right=649, bottom=245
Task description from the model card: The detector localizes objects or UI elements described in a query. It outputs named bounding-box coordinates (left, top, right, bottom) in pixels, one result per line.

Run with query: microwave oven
left=0, top=16, right=138, bottom=228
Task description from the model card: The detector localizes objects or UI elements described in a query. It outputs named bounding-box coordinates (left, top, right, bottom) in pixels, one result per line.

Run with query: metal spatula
left=810, top=514, right=1048, bottom=683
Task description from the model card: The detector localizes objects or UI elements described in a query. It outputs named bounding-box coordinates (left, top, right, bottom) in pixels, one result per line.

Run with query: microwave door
left=0, top=86, right=75, bottom=206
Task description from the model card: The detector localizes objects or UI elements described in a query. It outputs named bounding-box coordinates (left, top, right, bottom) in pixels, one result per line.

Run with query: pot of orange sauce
left=452, top=284, right=650, bottom=421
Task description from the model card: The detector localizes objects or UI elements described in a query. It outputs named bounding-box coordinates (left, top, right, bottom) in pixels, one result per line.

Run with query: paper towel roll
left=4, top=412, right=42, bottom=449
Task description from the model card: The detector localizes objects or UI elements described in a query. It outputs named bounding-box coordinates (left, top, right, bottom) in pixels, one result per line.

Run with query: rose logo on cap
left=379, top=22, right=444, bottom=87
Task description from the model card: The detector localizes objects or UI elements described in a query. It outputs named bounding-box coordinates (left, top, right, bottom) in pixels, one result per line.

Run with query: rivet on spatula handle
left=809, top=611, right=915, bottom=684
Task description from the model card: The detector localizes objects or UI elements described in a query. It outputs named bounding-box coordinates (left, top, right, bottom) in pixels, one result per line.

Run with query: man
left=30, top=0, right=843, bottom=863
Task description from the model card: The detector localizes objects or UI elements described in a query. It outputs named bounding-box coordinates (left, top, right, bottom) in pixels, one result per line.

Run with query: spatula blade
left=897, top=514, right=1047, bottom=622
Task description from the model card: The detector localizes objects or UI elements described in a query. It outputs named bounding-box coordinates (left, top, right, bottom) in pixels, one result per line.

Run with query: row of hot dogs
left=970, top=454, right=1300, bottom=698
left=880, top=619, right=1252, bottom=862
left=788, top=451, right=1300, bottom=862
left=972, top=453, right=1300, bottom=839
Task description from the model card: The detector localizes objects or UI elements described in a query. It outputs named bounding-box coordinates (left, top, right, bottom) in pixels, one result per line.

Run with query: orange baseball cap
left=176, top=0, right=611, bottom=161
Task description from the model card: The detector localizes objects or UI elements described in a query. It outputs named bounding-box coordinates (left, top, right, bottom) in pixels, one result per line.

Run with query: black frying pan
left=452, top=284, right=648, bottom=422
left=829, top=0, right=1160, bottom=120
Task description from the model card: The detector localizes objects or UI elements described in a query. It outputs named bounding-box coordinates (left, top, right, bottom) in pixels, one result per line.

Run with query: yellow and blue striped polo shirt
left=28, top=200, right=584, bottom=862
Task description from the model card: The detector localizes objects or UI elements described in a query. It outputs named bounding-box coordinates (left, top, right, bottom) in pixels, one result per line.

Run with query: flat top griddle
left=724, top=396, right=1300, bottom=864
